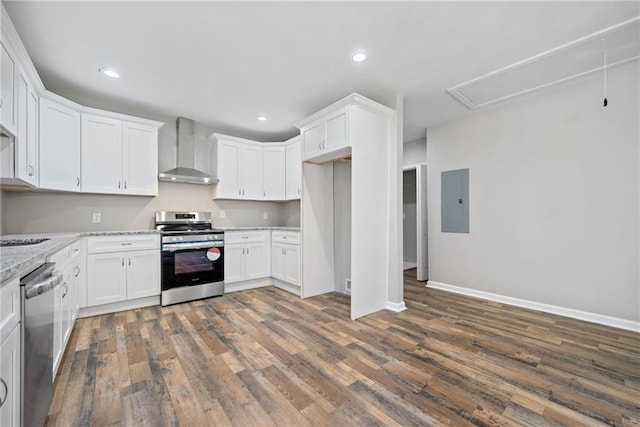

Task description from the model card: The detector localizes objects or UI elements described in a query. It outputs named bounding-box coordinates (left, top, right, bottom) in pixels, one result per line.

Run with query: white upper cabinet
left=123, top=122, right=158, bottom=196
left=215, top=134, right=264, bottom=200
left=300, top=107, right=349, bottom=163
left=0, top=41, right=16, bottom=137
left=81, top=114, right=123, bottom=194
left=39, top=97, right=81, bottom=192
left=81, top=113, right=159, bottom=196
left=263, top=145, right=285, bottom=200
left=285, top=137, right=301, bottom=200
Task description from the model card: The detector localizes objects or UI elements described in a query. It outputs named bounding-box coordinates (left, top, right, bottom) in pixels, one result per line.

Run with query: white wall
left=403, top=137, right=426, bottom=167
left=403, top=169, right=417, bottom=265
left=334, top=160, right=351, bottom=293
left=427, top=62, right=639, bottom=322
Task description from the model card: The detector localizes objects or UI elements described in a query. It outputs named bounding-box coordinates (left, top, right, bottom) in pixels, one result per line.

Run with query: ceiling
left=4, top=1, right=639, bottom=142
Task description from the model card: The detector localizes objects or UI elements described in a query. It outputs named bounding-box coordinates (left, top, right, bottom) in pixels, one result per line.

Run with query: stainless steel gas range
left=155, top=211, right=224, bottom=306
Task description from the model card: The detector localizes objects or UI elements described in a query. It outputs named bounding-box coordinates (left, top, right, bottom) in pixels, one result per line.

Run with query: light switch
left=219, top=210, right=226, bottom=218
left=92, top=212, right=101, bottom=223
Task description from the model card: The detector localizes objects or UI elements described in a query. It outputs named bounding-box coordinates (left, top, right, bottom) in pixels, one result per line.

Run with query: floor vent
left=447, top=16, right=640, bottom=110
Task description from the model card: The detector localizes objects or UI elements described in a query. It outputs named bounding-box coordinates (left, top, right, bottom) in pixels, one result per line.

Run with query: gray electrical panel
left=441, top=168, right=469, bottom=233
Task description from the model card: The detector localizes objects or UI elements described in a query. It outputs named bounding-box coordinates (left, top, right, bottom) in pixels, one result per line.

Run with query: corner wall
left=427, top=62, right=639, bottom=323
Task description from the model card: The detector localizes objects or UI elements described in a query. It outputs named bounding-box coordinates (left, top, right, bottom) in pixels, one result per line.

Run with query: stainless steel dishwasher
left=20, top=262, right=62, bottom=427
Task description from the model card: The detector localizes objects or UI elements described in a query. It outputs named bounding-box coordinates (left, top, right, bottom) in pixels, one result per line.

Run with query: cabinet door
left=0, top=325, right=20, bottom=427
left=239, top=144, right=263, bottom=199
left=325, top=111, right=348, bottom=151
left=39, top=98, right=81, bottom=191
left=0, top=41, right=16, bottom=136
left=224, top=245, right=245, bottom=284
left=263, top=145, right=285, bottom=200
left=126, top=249, right=160, bottom=300
left=271, top=242, right=285, bottom=281
left=12, top=69, right=38, bottom=187
left=81, top=114, right=123, bottom=194
left=123, top=122, right=158, bottom=196
left=244, top=241, right=270, bottom=280
left=302, top=124, right=322, bottom=160
left=285, top=139, right=301, bottom=200
left=283, top=245, right=301, bottom=286
left=87, top=252, right=127, bottom=306
left=217, top=140, right=240, bottom=198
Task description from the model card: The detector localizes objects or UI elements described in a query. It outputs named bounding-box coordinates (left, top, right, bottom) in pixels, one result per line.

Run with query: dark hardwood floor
left=47, top=270, right=640, bottom=426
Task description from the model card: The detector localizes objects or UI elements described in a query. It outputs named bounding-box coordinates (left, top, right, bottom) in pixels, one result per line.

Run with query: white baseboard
left=427, top=281, right=640, bottom=333
left=224, top=277, right=272, bottom=293
left=386, top=301, right=407, bottom=312
left=78, top=295, right=160, bottom=318
left=403, top=262, right=417, bottom=270
left=272, top=278, right=301, bottom=296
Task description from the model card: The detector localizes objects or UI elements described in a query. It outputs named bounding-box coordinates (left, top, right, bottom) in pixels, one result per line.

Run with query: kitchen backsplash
left=1, top=182, right=300, bottom=234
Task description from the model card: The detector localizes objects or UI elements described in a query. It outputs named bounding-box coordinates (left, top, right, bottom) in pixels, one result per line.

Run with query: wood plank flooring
left=47, top=270, right=640, bottom=426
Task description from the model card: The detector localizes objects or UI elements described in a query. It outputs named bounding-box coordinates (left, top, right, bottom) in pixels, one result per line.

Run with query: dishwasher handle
left=23, top=263, right=63, bottom=300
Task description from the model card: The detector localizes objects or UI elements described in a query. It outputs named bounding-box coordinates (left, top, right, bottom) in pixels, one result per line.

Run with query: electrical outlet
left=219, top=210, right=226, bottom=218
left=92, top=212, right=101, bottom=223
left=263, top=212, right=268, bottom=220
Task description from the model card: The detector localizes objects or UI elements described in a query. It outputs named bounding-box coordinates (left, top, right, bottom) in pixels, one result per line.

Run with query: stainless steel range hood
left=159, top=117, right=217, bottom=185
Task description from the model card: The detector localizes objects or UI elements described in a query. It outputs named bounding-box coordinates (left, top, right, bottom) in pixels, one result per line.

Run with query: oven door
left=161, top=242, right=224, bottom=290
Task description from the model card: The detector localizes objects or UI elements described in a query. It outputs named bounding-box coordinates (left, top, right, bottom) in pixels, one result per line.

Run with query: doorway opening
left=403, top=163, right=428, bottom=281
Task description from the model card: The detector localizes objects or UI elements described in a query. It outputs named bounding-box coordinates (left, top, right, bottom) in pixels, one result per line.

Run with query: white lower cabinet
left=48, top=239, right=82, bottom=376
left=224, top=231, right=270, bottom=284
left=271, top=231, right=300, bottom=287
left=0, top=325, right=20, bottom=427
left=86, top=235, right=160, bottom=307
left=0, top=276, right=20, bottom=427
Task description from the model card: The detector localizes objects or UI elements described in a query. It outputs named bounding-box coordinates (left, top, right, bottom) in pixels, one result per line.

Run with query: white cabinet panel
left=285, top=138, right=301, bottom=200
left=272, top=232, right=300, bottom=287
left=39, top=97, right=81, bottom=191
left=87, top=252, right=127, bottom=306
left=282, top=244, right=300, bottom=286
left=223, top=245, right=245, bottom=284
left=123, top=122, right=158, bottom=196
left=126, top=249, right=160, bottom=299
left=11, top=69, right=38, bottom=186
left=244, top=241, right=270, bottom=280
left=262, top=145, right=285, bottom=200
left=0, top=41, right=16, bottom=136
left=217, top=140, right=240, bottom=198
left=325, top=111, right=348, bottom=151
left=302, top=124, right=321, bottom=160
left=239, top=144, right=262, bottom=199
left=81, top=114, right=123, bottom=194
left=0, top=325, right=20, bottom=427
left=300, top=107, right=351, bottom=163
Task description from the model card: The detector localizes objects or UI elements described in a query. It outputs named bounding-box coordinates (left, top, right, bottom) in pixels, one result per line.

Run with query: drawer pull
left=121, top=242, right=133, bottom=246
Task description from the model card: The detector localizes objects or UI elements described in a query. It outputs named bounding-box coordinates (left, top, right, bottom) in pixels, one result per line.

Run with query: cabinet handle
left=122, top=258, right=124, bottom=267
left=74, top=266, right=80, bottom=277
left=118, top=180, right=121, bottom=189
left=242, top=236, right=248, bottom=239
left=242, top=189, right=245, bottom=196
left=76, top=177, right=80, bottom=186
left=28, top=165, right=34, bottom=176
left=0, top=377, right=8, bottom=408
left=263, top=191, right=266, bottom=197
left=0, top=98, right=3, bottom=108
left=238, top=189, right=241, bottom=195
left=282, top=248, right=285, bottom=255
left=121, top=242, right=133, bottom=246
left=242, top=248, right=245, bottom=255
left=128, top=258, right=131, bottom=266
left=246, top=247, right=249, bottom=255
left=62, top=283, right=68, bottom=298
left=124, top=181, right=127, bottom=189
left=297, top=188, right=301, bottom=195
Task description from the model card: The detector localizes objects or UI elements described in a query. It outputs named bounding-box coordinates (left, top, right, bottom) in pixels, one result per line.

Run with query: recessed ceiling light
left=257, top=115, right=267, bottom=121
left=99, top=67, right=120, bottom=79
left=352, top=52, right=367, bottom=62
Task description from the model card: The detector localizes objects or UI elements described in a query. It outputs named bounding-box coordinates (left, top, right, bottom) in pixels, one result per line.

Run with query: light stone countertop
left=0, top=230, right=159, bottom=283
left=217, top=226, right=300, bottom=232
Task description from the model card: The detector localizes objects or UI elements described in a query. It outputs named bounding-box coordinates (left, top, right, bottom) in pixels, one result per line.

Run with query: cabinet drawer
left=225, top=230, right=269, bottom=244
left=0, top=276, right=20, bottom=343
left=87, top=234, right=160, bottom=254
left=272, top=231, right=300, bottom=244
left=48, top=239, right=82, bottom=266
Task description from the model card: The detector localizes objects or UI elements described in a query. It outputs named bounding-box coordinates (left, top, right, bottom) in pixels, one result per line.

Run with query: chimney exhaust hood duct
left=158, top=117, right=217, bottom=185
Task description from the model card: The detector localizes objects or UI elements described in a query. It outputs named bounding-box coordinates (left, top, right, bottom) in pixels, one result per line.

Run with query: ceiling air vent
left=447, top=16, right=640, bottom=109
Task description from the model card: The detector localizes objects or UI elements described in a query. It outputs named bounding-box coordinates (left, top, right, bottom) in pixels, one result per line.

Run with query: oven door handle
left=162, top=242, right=224, bottom=252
